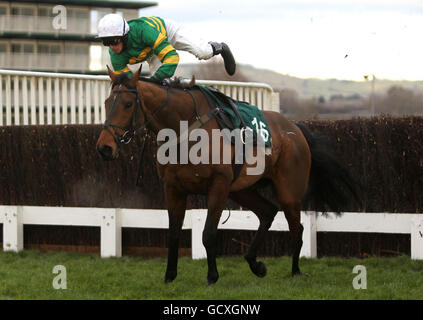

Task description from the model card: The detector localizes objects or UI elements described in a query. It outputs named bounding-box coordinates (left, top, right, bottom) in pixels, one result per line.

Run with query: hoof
left=207, top=272, right=219, bottom=285
left=164, top=277, right=175, bottom=284
left=164, top=271, right=177, bottom=284
left=208, top=279, right=218, bottom=286
left=251, top=261, right=267, bottom=278
left=292, top=270, right=310, bottom=277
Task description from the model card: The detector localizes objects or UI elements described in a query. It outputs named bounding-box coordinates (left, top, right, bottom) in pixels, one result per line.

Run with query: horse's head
left=96, top=66, right=143, bottom=161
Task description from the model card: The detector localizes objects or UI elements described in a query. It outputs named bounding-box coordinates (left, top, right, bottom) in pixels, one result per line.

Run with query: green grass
left=1, top=250, right=423, bottom=300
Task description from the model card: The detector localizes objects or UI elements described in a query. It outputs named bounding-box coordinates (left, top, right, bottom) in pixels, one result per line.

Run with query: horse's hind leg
left=272, top=136, right=310, bottom=276
left=230, top=190, right=278, bottom=277
left=273, top=172, right=306, bottom=275
left=164, top=185, right=187, bottom=283
left=203, top=175, right=230, bottom=285
left=282, top=201, right=304, bottom=275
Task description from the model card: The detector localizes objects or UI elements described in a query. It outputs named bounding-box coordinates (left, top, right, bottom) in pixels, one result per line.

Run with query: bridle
left=102, top=81, right=171, bottom=187
left=102, top=83, right=171, bottom=149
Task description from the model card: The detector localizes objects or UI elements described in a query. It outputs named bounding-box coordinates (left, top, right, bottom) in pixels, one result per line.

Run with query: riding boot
left=209, top=42, right=236, bottom=76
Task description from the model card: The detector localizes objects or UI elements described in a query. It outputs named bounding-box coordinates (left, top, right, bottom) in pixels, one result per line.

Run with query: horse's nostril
left=97, top=145, right=114, bottom=160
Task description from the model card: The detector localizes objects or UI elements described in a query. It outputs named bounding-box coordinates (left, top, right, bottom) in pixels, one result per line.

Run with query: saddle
left=194, top=85, right=272, bottom=183
left=140, top=76, right=270, bottom=183
left=195, top=85, right=272, bottom=147
left=197, top=85, right=246, bottom=132
left=161, top=78, right=272, bottom=183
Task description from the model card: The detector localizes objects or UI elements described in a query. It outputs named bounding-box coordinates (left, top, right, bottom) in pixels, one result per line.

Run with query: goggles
left=101, top=37, right=122, bottom=46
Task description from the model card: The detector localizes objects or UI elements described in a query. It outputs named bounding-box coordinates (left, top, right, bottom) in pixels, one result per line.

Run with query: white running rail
left=0, top=69, right=280, bottom=126
left=1, top=206, right=422, bottom=260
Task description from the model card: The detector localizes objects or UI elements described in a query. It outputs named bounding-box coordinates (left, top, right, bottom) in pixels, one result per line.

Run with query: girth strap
left=157, top=86, right=245, bottom=184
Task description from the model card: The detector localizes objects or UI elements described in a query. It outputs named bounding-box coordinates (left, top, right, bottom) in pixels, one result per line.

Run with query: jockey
left=97, top=14, right=236, bottom=81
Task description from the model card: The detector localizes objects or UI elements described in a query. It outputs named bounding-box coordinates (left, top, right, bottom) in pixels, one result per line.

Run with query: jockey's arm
left=110, top=50, right=131, bottom=75
left=147, top=29, right=179, bottom=80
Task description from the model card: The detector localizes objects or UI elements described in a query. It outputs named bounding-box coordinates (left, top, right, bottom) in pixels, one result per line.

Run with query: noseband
left=102, top=83, right=171, bottom=148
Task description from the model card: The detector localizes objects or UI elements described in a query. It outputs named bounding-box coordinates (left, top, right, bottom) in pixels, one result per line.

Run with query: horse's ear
left=130, top=65, right=142, bottom=87
left=189, top=75, right=196, bottom=87
left=107, top=65, right=117, bottom=83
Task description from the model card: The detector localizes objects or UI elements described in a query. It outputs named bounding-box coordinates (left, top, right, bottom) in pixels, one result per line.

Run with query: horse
left=96, top=66, right=360, bottom=285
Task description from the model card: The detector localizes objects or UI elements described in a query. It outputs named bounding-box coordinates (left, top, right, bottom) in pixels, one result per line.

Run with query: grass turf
left=0, top=250, right=422, bottom=300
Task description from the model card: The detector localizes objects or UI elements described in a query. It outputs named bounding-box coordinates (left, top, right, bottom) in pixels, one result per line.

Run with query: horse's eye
left=125, top=102, right=132, bottom=109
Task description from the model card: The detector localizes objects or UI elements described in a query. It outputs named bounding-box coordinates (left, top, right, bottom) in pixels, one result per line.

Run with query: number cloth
left=199, top=85, right=272, bottom=147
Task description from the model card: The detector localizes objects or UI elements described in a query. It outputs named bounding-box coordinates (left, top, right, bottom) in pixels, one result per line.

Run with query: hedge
left=0, top=115, right=422, bottom=257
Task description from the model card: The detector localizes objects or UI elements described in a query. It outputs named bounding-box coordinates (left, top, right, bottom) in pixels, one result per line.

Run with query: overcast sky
left=138, top=0, right=423, bottom=81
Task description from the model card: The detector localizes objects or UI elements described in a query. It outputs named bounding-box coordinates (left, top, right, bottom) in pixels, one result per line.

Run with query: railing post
left=0, top=74, right=3, bottom=125
left=3, top=206, right=23, bottom=252
left=300, top=211, right=317, bottom=258
left=38, top=77, right=44, bottom=125
left=191, top=209, right=207, bottom=260
left=70, top=79, right=76, bottom=124
left=78, top=80, right=84, bottom=124
left=411, top=216, right=423, bottom=260
left=100, top=209, right=122, bottom=258
left=61, top=78, right=67, bottom=124
left=272, top=92, right=280, bottom=112
left=13, top=76, right=19, bottom=125
left=94, top=81, right=100, bottom=124
left=54, top=78, right=60, bottom=124
left=46, top=77, right=52, bottom=124
left=23, top=76, right=29, bottom=125
left=30, top=76, right=37, bottom=124
left=6, top=75, right=11, bottom=125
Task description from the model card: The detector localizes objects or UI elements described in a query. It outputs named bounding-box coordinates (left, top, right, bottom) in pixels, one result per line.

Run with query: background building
left=0, top=0, right=157, bottom=73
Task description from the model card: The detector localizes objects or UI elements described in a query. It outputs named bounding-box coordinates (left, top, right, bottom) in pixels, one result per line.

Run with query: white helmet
left=97, top=13, right=130, bottom=38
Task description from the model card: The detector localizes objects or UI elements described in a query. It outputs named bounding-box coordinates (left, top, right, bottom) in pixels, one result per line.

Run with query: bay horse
left=96, top=66, right=360, bottom=285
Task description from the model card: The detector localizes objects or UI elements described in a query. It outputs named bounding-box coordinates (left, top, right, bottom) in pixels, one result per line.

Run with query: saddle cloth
left=197, top=85, right=272, bottom=148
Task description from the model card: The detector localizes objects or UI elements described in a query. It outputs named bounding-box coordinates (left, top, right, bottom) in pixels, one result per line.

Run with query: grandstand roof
left=7, top=0, right=158, bottom=9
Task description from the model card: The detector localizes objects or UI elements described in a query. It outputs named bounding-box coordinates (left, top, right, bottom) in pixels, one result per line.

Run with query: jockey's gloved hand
left=161, top=78, right=171, bottom=86
left=149, top=76, right=171, bottom=86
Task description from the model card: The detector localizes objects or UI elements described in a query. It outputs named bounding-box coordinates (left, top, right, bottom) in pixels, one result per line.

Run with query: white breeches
left=147, top=19, right=214, bottom=75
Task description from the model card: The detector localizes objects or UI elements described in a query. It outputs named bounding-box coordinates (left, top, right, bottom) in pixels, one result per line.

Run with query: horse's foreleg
left=203, top=176, right=230, bottom=285
left=230, top=190, right=278, bottom=278
left=164, top=185, right=187, bottom=283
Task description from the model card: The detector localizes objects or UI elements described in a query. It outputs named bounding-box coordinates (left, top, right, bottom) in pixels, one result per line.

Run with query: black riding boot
left=209, top=42, right=236, bottom=76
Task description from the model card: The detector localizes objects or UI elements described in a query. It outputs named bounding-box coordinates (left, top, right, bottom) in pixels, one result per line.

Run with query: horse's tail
left=296, top=122, right=362, bottom=215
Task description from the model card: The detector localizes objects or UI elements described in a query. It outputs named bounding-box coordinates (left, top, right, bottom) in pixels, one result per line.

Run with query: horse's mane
left=112, top=72, right=195, bottom=89
left=112, top=72, right=196, bottom=90
left=166, top=77, right=196, bottom=89
left=139, top=76, right=196, bottom=89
